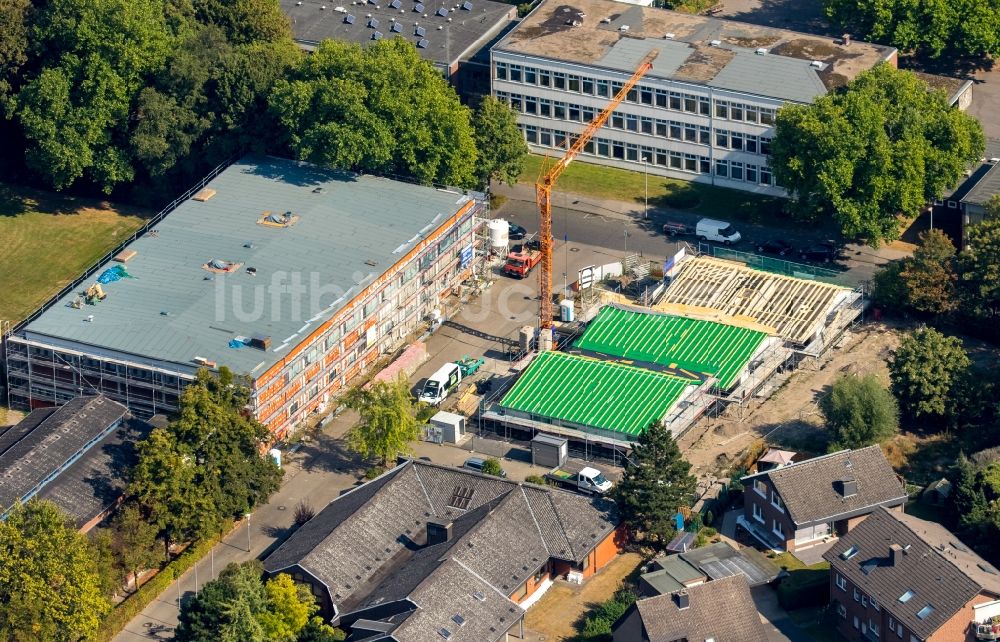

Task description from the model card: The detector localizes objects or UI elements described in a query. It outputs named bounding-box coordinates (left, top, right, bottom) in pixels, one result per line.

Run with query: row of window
left=496, top=91, right=772, bottom=157
left=835, top=574, right=919, bottom=641
left=520, top=125, right=777, bottom=186
left=493, top=61, right=778, bottom=123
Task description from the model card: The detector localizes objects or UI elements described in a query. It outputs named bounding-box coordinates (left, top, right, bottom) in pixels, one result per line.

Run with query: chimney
left=839, top=478, right=858, bottom=497
left=427, top=521, right=453, bottom=546
left=889, top=544, right=903, bottom=566
left=674, top=591, right=690, bottom=610
left=842, top=33, right=851, bottom=46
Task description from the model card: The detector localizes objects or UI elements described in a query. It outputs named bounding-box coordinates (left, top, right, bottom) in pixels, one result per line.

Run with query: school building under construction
left=4, top=155, right=485, bottom=439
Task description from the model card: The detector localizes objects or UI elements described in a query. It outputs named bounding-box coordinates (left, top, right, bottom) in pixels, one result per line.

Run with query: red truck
left=503, top=248, right=541, bottom=278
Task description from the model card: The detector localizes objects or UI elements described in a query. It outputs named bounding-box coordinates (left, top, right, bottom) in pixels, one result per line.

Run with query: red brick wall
left=928, top=592, right=995, bottom=642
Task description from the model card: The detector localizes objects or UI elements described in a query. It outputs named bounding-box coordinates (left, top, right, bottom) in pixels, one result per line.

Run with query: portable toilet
left=531, top=434, right=568, bottom=468
left=560, top=299, right=574, bottom=322
left=268, top=448, right=282, bottom=468
left=430, top=411, right=466, bottom=444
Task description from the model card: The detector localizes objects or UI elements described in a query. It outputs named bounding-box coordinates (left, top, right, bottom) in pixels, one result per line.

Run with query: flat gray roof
left=23, top=155, right=474, bottom=374
left=495, top=0, right=897, bottom=103
left=281, top=0, right=514, bottom=66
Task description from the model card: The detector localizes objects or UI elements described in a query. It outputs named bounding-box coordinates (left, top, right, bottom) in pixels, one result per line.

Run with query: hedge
left=94, top=525, right=236, bottom=642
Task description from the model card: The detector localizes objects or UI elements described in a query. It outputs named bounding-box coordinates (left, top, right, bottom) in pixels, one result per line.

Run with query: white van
left=696, top=218, right=742, bottom=245
left=419, top=362, right=462, bottom=406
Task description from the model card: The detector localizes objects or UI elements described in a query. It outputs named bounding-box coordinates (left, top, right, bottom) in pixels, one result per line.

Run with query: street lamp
left=641, top=156, right=649, bottom=219
left=245, top=513, right=252, bottom=553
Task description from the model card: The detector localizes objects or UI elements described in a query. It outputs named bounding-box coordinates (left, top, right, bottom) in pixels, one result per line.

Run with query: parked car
left=799, top=242, right=838, bottom=263
left=462, top=457, right=507, bottom=478
left=508, top=223, right=527, bottom=241
left=696, top=218, right=742, bottom=245
left=756, top=239, right=794, bottom=256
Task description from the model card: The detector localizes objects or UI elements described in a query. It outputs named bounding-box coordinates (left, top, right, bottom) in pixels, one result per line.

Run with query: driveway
left=751, top=586, right=816, bottom=642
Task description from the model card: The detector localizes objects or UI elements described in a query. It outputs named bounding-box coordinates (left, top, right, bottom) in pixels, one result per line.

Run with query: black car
left=799, top=242, right=838, bottom=263
left=508, top=223, right=527, bottom=241
left=755, top=239, right=794, bottom=256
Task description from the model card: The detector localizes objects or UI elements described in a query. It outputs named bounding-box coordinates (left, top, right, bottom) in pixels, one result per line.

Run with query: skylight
left=917, top=604, right=934, bottom=620
left=840, top=545, right=859, bottom=561
left=899, top=590, right=915, bottom=603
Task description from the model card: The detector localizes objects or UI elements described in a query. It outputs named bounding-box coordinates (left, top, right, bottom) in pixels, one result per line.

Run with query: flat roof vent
left=755, top=47, right=768, bottom=55
left=664, top=32, right=674, bottom=39
left=709, top=39, right=721, bottom=46
left=619, top=24, right=629, bottom=32
left=810, top=60, right=825, bottom=69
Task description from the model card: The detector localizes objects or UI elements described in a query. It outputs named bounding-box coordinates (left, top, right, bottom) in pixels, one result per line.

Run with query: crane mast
left=535, top=51, right=658, bottom=350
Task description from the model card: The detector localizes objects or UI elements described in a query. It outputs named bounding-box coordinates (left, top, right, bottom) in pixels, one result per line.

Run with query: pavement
left=493, top=183, right=910, bottom=286
left=752, top=586, right=816, bottom=642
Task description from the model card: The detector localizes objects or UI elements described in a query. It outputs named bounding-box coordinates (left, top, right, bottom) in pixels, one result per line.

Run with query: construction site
left=4, top=155, right=489, bottom=438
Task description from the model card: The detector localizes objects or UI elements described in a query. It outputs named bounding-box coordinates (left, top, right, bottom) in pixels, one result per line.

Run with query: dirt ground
left=524, top=552, right=643, bottom=641
left=677, top=323, right=902, bottom=478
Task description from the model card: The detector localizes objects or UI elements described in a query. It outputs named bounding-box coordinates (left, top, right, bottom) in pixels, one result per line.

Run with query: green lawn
left=0, top=183, right=149, bottom=324
left=519, top=154, right=784, bottom=222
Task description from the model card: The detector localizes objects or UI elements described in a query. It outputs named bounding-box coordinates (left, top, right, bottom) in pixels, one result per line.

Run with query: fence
left=702, top=245, right=849, bottom=286
left=8, top=156, right=237, bottom=336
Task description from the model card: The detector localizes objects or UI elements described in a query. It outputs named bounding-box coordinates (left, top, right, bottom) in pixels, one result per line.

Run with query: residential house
left=825, top=507, right=1000, bottom=642
left=612, top=574, right=769, bottom=642
left=740, top=446, right=906, bottom=552
left=263, top=459, right=623, bottom=641
left=638, top=541, right=780, bottom=597
left=0, top=395, right=149, bottom=532
left=931, top=137, right=1000, bottom=248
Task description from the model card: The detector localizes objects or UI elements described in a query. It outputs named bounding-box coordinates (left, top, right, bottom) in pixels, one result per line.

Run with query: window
left=525, top=68, right=536, bottom=84
left=699, top=97, right=711, bottom=115
left=700, top=158, right=711, bottom=174
left=553, top=102, right=565, bottom=120
left=730, top=104, right=743, bottom=120
left=553, top=72, right=565, bottom=90
left=612, top=142, right=624, bottom=159
left=509, top=65, right=521, bottom=82
left=761, top=108, right=775, bottom=125
left=862, top=595, right=868, bottom=608
left=524, top=126, right=538, bottom=143
left=745, top=106, right=759, bottom=123
left=539, top=70, right=551, bottom=87
left=524, top=96, right=537, bottom=114
left=669, top=152, right=682, bottom=169
left=670, top=123, right=682, bottom=139
left=947, top=200, right=958, bottom=208
left=760, top=168, right=772, bottom=185
left=626, top=114, right=638, bottom=132
left=715, top=160, right=728, bottom=178
left=854, top=588, right=861, bottom=602
left=669, top=93, right=682, bottom=110
left=837, top=603, right=847, bottom=618
left=754, top=479, right=768, bottom=497
left=655, top=89, right=667, bottom=107
left=752, top=502, right=764, bottom=523
left=640, top=87, right=653, bottom=105
left=746, top=135, right=758, bottom=154
left=597, top=80, right=609, bottom=97
left=731, top=162, right=744, bottom=181
left=870, top=620, right=880, bottom=639
left=641, top=117, right=653, bottom=134
left=746, top=166, right=758, bottom=183
left=495, top=63, right=507, bottom=80
left=539, top=99, right=551, bottom=118
left=684, top=95, right=697, bottom=112
left=760, top=137, right=772, bottom=155
left=715, top=101, right=728, bottom=118
left=582, top=78, right=594, bottom=94
left=840, top=545, right=859, bottom=561
left=916, top=605, right=934, bottom=620
left=836, top=574, right=847, bottom=591
left=854, top=616, right=859, bottom=630
left=684, top=124, right=697, bottom=142
left=730, top=132, right=744, bottom=150
left=772, top=519, right=784, bottom=538
left=871, top=597, right=880, bottom=611
left=568, top=75, right=580, bottom=92
left=626, top=144, right=638, bottom=161
left=684, top=154, right=696, bottom=171
left=898, top=590, right=915, bottom=603
left=716, top=130, right=729, bottom=147
left=540, top=130, right=551, bottom=146
left=909, top=636, right=918, bottom=642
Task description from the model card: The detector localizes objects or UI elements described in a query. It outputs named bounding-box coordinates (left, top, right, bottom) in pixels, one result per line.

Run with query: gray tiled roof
left=280, top=0, right=515, bottom=67
left=36, top=418, right=151, bottom=529
left=264, top=460, right=618, bottom=632
left=743, top=446, right=906, bottom=527
left=824, top=508, right=1000, bottom=640
left=0, top=396, right=129, bottom=513
left=22, top=155, right=475, bottom=375
left=631, top=575, right=769, bottom=642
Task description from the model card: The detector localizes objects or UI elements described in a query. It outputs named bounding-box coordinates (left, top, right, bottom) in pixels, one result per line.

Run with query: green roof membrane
left=573, top=306, right=770, bottom=390
left=500, top=351, right=694, bottom=437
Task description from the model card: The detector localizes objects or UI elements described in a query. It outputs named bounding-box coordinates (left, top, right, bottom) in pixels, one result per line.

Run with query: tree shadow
left=296, top=430, right=368, bottom=475
left=241, top=155, right=359, bottom=188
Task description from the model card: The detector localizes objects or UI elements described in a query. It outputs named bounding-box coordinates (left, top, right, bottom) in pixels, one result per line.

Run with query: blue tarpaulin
left=97, top=265, right=133, bottom=284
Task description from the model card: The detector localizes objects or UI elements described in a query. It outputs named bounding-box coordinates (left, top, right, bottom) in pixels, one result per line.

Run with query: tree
left=297, top=618, right=346, bottom=642
left=899, top=229, right=958, bottom=315
left=771, top=64, right=984, bottom=246
left=985, top=194, right=1000, bottom=220
left=871, top=260, right=908, bottom=311
left=89, top=528, right=121, bottom=599
left=481, top=458, right=504, bottom=477
left=112, top=503, right=162, bottom=590
left=175, top=561, right=320, bottom=642
left=958, top=218, right=1000, bottom=320
left=889, top=327, right=970, bottom=421
left=473, top=96, right=528, bottom=186
left=820, top=374, right=900, bottom=449
left=344, top=377, right=420, bottom=467
left=269, top=38, right=478, bottom=187
left=0, top=501, right=111, bottom=640
left=823, top=0, right=1000, bottom=60
left=0, top=0, right=30, bottom=112
left=612, top=422, right=696, bottom=544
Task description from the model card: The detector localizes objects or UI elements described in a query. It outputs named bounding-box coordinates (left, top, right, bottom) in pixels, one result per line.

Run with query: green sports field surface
left=574, top=306, right=769, bottom=390
left=500, top=351, right=694, bottom=437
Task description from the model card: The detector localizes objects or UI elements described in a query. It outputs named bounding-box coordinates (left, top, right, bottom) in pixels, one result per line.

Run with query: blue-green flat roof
left=23, top=155, right=473, bottom=374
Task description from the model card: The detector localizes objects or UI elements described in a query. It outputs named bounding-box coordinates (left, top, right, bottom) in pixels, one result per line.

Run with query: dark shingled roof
left=264, top=460, right=617, bottom=641
left=629, top=575, right=769, bottom=642
left=35, top=418, right=152, bottom=529
left=742, top=446, right=906, bottom=527
left=280, top=0, right=515, bottom=68
left=0, top=396, right=129, bottom=515
left=824, top=508, right=1000, bottom=640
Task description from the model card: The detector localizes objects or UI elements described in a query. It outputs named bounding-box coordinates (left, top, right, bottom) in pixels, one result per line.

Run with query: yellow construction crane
left=535, top=51, right=658, bottom=349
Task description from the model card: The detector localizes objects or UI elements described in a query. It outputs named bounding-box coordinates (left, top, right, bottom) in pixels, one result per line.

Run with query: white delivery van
left=696, top=218, right=742, bottom=245
left=419, top=362, right=462, bottom=406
